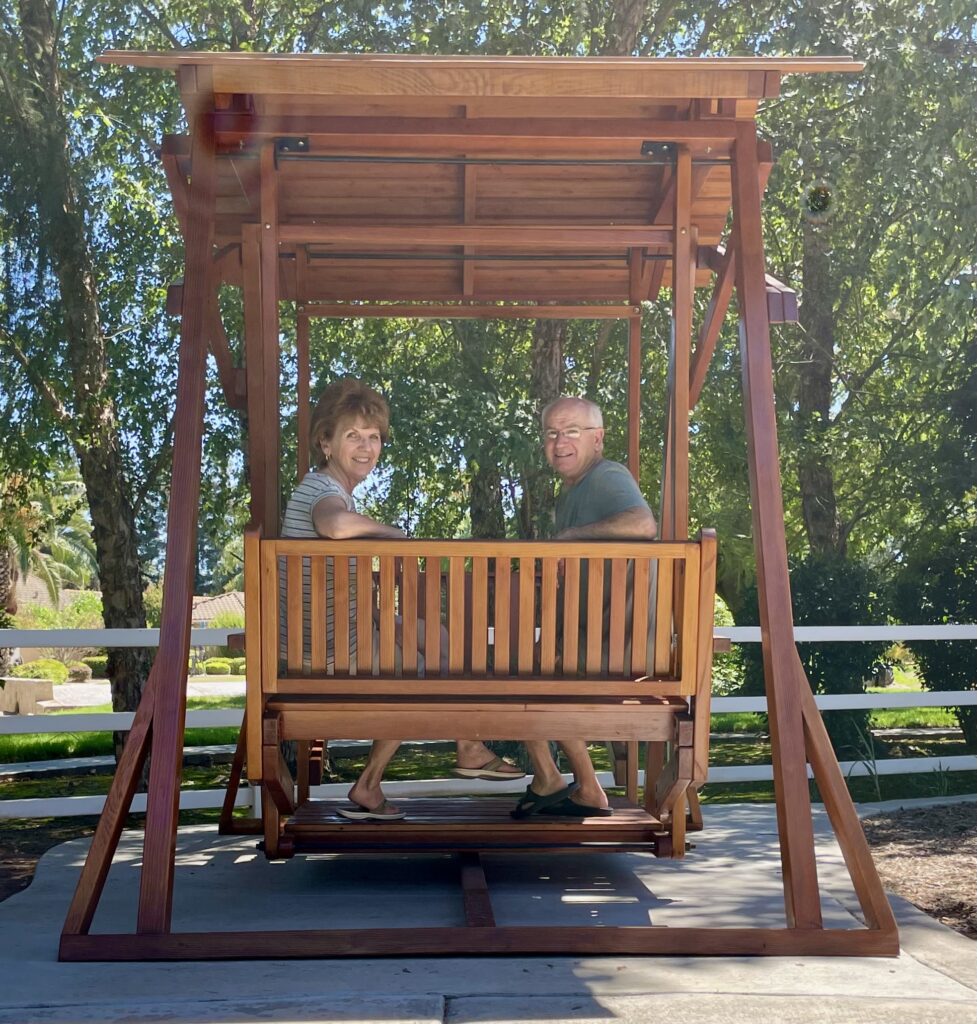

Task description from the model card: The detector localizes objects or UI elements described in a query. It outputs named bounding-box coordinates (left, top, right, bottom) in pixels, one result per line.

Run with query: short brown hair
left=309, top=379, right=390, bottom=469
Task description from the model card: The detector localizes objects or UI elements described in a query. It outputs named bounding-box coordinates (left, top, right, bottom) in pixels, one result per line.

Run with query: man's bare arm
left=555, top=505, right=657, bottom=541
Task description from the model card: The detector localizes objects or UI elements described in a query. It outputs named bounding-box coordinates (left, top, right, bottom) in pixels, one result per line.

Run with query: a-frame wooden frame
left=59, top=52, right=898, bottom=960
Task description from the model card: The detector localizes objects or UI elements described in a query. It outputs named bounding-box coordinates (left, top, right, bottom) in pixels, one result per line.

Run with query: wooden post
left=730, top=121, right=822, bottom=929
left=259, top=143, right=282, bottom=532
left=136, top=105, right=217, bottom=934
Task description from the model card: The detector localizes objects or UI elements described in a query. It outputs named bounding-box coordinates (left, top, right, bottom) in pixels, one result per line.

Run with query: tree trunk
left=520, top=318, right=564, bottom=538
left=16, top=0, right=152, bottom=745
left=798, top=217, right=844, bottom=557
left=470, top=461, right=505, bottom=539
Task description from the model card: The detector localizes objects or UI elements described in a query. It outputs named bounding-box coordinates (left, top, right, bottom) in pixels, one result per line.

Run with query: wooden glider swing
left=59, top=52, right=898, bottom=960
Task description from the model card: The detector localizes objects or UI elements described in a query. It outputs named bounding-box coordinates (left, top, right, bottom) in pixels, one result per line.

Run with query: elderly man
left=512, top=396, right=657, bottom=818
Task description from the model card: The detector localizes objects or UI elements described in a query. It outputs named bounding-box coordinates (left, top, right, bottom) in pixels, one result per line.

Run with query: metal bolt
left=264, top=223, right=271, bottom=229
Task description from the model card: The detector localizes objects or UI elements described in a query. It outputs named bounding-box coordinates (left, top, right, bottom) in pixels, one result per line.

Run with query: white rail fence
left=1, top=625, right=975, bottom=819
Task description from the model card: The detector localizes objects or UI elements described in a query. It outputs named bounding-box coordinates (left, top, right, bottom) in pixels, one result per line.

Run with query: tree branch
left=0, top=326, right=71, bottom=425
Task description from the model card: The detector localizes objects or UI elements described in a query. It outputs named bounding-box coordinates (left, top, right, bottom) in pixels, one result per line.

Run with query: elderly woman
left=281, top=378, right=522, bottom=821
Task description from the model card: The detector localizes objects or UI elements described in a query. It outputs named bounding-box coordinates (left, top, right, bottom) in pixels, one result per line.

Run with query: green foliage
left=9, top=658, right=69, bottom=683
left=893, top=524, right=977, bottom=747
left=82, top=655, right=109, bottom=678
left=202, top=657, right=232, bottom=676
left=206, top=610, right=245, bottom=659
left=13, top=593, right=103, bottom=630
left=229, top=657, right=247, bottom=675
left=143, top=583, right=163, bottom=629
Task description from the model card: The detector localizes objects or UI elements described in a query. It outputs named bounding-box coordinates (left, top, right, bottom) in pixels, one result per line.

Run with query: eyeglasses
left=542, top=426, right=600, bottom=443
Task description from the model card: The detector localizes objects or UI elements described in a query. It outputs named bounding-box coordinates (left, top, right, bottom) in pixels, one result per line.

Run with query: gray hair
left=540, top=396, right=604, bottom=428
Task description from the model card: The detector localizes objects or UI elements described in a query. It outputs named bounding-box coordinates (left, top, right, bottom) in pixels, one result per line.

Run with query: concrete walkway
left=0, top=799, right=973, bottom=1023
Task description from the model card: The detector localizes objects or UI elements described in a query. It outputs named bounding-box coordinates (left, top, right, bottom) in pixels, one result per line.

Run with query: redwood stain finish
left=61, top=52, right=896, bottom=961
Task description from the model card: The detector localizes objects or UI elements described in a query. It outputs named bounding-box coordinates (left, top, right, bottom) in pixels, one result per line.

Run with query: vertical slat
left=356, top=554, right=373, bottom=676
left=540, top=557, right=558, bottom=675
left=678, top=547, right=701, bottom=694
left=562, top=557, right=580, bottom=676
left=493, top=557, right=511, bottom=676
left=400, top=556, right=419, bottom=674
left=608, top=558, right=627, bottom=674
left=630, top=556, right=650, bottom=677
left=470, top=557, right=488, bottom=674
left=285, top=555, right=303, bottom=672
left=585, top=557, right=604, bottom=675
left=692, top=530, right=718, bottom=788
left=654, top=558, right=674, bottom=676
left=379, top=556, right=396, bottom=675
left=424, top=559, right=442, bottom=676
left=518, top=556, right=535, bottom=674
left=309, top=556, right=326, bottom=673
left=448, top=556, right=465, bottom=674
left=333, top=556, right=350, bottom=674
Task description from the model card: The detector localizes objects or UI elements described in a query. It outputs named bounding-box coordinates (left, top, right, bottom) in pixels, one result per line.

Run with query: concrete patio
left=0, top=799, right=973, bottom=1023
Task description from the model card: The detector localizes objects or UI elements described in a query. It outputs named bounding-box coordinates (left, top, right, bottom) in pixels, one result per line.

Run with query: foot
left=568, top=784, right=610, bottom=811
left=455, top=741, right=524, bottom=776
left=347, top=780, right=399, bottom=817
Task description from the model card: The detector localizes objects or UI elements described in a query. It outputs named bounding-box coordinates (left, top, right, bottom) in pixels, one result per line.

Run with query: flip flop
left=510, top=783, right=577, bottom=819
left=538, top=795, right=613, bottom=818
left=336, top=799, right=406, bottom=821
left=452, top=755, right=526, bottom=781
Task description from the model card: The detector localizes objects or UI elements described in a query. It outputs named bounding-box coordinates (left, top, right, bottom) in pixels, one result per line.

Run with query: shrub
left=67, top=661, right=93, bottom=682
left=82, top=655, right=109, bottom=677
left=203, top=657, right=232, bottom=675
left=739, top=555, right=888, bottom=759
left=9, top=658, right=69, bottom=683
left=230, top=657, right=247, bottom=675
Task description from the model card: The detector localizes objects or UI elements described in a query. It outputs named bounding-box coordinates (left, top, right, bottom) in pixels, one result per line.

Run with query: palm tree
left=0, top=464, right=97, bottom=673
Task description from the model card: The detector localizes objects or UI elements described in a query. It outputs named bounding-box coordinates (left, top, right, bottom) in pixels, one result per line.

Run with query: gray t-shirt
left=555, top=458, right=651, bottom=533
left=555, top=459, right=654, bottom=675
left=280, top=471, right=359, bottom=672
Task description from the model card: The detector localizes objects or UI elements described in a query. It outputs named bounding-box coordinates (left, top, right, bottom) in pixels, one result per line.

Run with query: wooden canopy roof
left=101, top=52, right=860, bottom=306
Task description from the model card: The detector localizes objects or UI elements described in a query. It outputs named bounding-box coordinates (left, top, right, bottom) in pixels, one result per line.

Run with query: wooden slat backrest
left=260, top=538, right=705, bottom=695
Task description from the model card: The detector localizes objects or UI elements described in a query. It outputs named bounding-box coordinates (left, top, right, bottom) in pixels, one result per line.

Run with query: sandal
left=510, top=783, right=577, bottom=819
left=452, top=755, right=526, bottom=781
left=336, top=799, right=406, bottom=821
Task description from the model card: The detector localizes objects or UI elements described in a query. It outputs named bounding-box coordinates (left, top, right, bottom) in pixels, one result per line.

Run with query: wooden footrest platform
left=281, top=796, right=670, bottom=855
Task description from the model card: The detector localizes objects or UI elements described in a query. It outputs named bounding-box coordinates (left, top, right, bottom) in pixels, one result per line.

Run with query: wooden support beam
left=295, top=247, right=312, bottom=482
left=212, top=112, right=739, bottom=146
left=302, top=303, right=639, bottom=320
left=689, top=244, right=736, bottom=408
left=731, top=120, right=822, bottom=929
left=278, top=224, right=672, bottom=248
left=61, top=671, right=156, bottom=936
left=242, top=225, right=267, bottom=526
left=258, top=143, right=282, bottom=533
left=627, top=314, right=642, bottom=480
left=137, top=102, right=217, bottom=935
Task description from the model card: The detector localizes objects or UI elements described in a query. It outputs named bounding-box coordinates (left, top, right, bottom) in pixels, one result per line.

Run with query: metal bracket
left=641, top=141, right=677, bottom=162
left=274, top=137, right=310, bottom=164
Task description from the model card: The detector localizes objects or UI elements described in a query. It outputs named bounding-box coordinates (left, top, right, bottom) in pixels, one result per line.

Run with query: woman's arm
left=312, top=495, right=406, bottom=539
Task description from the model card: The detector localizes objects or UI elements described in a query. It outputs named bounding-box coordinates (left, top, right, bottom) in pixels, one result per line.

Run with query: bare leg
left=522, top=740, right=567, bottom=796
left=347, top=739, right=401, bottom=812
left=557, top=739, right=609, bottom=808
